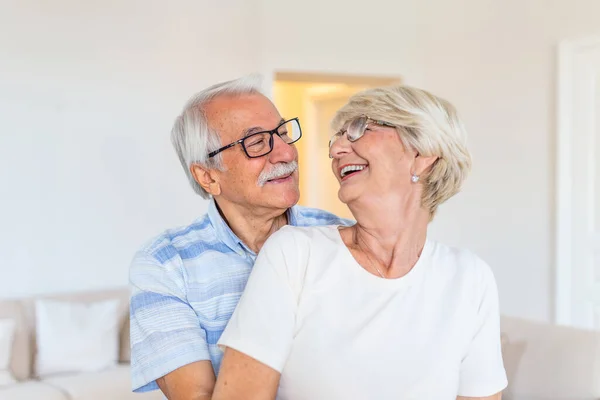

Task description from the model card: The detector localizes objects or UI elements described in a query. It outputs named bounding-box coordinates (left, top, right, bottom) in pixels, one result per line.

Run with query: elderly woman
left=212, top=85, right=507, bottom=400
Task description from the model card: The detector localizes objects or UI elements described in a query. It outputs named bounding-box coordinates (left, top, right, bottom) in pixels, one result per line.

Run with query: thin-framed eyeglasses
left=207, top=118, right=302, bottom=159
left=328, top=116, right=396, bottom=152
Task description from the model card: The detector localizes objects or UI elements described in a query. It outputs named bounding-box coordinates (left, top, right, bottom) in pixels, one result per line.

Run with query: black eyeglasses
left=328, top=116, right=395, bottom=150
left=207, top=118, right=302, bottom=159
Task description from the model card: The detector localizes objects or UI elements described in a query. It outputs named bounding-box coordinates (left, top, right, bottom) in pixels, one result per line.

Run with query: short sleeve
left=217, top=227, right=300, bottom=373
left=129, top=249, right=210, bottom=392
left=458, top=260, right=508, bottom=397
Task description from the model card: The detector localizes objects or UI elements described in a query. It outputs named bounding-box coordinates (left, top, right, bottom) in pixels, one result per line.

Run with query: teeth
left=341, top=165, right=366, bottom=177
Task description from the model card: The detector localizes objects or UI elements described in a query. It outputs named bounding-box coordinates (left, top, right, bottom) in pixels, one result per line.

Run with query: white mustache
left=257, top=161, right=298, bottom=187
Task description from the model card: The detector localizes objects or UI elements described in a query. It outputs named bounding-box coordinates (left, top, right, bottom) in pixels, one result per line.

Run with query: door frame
left=555, top=35, right=600, bottom=327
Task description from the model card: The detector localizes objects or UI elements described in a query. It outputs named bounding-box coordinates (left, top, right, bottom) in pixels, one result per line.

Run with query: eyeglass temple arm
left=370, top=118, right=395, bottom=128
left=208, top=140, right=241, bottom=158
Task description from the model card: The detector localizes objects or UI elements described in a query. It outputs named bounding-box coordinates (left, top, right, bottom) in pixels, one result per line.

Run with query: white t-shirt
left=218, top=225, right=507, bottom=400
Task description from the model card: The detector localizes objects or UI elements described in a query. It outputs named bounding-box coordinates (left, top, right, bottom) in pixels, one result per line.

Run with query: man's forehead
left=242, top=118, right=286, bottom=137
left=204, top=94, right=282, bottom=137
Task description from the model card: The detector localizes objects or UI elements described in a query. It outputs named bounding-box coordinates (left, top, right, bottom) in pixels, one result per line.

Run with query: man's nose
left=268, top=134, right=296, bottom=163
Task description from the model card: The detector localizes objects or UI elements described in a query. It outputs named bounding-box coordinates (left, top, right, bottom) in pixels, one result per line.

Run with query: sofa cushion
left=0, top=301, right=29, bottom=381
left=0, top=319, right=16, bottom=387
left=0, top=381, right=68, bottom=400
left=500, top=335, right=527, bottom=400
left=22, top=288, right=132, bottom=366
left=500, top=315, right=600, bottom=399
left=120, top=314, right=131, bottom=363
left=42, top=365, right=165, bottom=400
left=510, top=397, right=599, bottom=400
left=0, top=288, right=131, bottom=383
left=35, top=299, right=121, bottom=377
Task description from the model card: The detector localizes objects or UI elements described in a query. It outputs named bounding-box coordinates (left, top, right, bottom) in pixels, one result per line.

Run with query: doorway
left=273, top=72, right=401, bottom=219
left=556, top=36, right=600, bottom=330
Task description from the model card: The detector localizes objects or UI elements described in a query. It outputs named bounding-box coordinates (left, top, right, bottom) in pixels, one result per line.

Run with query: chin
left=280, top=187, right=300, bottom=208
left=262, top=185, right=300, bottom=209
left=337, top=186, right=359, bottom=205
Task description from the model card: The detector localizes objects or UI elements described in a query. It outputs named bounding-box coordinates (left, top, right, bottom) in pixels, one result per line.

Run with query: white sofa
left=500, top=315, right=600, bottom=400
left=1, top=287, right=598, bottom=400
left=0, top=288, right=163, bottom=400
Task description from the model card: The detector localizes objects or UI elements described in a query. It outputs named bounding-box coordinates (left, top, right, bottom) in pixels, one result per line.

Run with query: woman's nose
left=329, top=134, right=352, bottom=159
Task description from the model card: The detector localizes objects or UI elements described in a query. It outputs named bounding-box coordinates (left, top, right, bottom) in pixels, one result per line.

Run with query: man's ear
left=190, top=163, right=222, bottom=196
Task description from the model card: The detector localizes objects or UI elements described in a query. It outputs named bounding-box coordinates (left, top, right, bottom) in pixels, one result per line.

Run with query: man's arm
left=129, top=249, right=214, bottom=396
left=457, top=393, right=502, bottom=400
left=212, top=348, right=280, bottom=400
left=156, top=361, right=216, bottom=400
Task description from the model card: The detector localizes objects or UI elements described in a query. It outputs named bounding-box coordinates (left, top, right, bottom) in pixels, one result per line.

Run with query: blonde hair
left=331, top=85, right=472, bottom=216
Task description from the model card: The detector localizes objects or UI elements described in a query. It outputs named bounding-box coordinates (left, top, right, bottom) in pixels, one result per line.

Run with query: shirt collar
left=287, top=205, right=299, bottom=226
left=208, top=199, right=247, bottom=256
left=208, top=199, right=299, bottom=257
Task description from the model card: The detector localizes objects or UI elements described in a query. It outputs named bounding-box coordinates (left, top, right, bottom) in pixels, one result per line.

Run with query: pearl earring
left=411, top=174, right=420, bottom=183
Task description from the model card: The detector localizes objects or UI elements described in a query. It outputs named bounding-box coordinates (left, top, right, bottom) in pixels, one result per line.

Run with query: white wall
left=3, top=0, right=600, bottom=324
left=411, top=0, right=600, bottom=324
left=0, top=0, right=260, bottom=298
left=259, top=0, right=600, bottom=323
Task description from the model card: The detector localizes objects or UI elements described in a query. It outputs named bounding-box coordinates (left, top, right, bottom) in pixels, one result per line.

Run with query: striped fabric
left=129, top=199, right=350, bottom=392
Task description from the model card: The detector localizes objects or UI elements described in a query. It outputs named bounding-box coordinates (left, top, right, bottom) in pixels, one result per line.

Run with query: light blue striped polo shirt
left=129, top=199, right=351, bottom=392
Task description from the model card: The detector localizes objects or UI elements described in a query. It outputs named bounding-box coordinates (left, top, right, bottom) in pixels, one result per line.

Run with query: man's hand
left=156, top=361, right=216, bottom=400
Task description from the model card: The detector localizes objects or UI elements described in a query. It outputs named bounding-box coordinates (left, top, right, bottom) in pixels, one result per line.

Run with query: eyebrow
left=240, top=118, right=286, bottom=138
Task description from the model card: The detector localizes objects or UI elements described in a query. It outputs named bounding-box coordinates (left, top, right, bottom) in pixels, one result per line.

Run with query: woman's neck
left=344, top=193, right=429, bottom=278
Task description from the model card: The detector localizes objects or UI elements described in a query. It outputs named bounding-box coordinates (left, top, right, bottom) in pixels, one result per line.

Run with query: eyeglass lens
left=243, top=119, right=301, bottom=157
left=329, top=116, right=368, bottom=149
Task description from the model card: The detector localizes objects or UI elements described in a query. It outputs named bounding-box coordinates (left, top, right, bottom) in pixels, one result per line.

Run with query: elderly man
left=129, top=75, right=349, bottom=399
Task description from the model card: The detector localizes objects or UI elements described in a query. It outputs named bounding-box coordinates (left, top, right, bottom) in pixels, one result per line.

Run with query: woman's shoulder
left=428, top=240, right=496, bottom=283
left=256, top=225, right=342, bottom=285
left=260, top=225, right=343, bottom=268
left=426, top=241, right=500, bottom=310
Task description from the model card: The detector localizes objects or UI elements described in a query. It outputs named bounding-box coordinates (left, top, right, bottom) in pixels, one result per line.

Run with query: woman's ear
left=191, top=164, right=222, bottom=196
left=413, top=153, right=438, bottom=177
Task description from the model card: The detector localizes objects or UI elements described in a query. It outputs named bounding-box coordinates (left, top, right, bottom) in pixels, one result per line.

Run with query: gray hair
left=332, top=85, right=472, bottom=217
left=171, top=74, right=264, bottom=198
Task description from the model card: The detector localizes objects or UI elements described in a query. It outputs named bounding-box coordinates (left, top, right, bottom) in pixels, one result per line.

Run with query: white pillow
left=0, top=319, right=16, bottom=386
left=35, top=299, right=120, bottom=377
